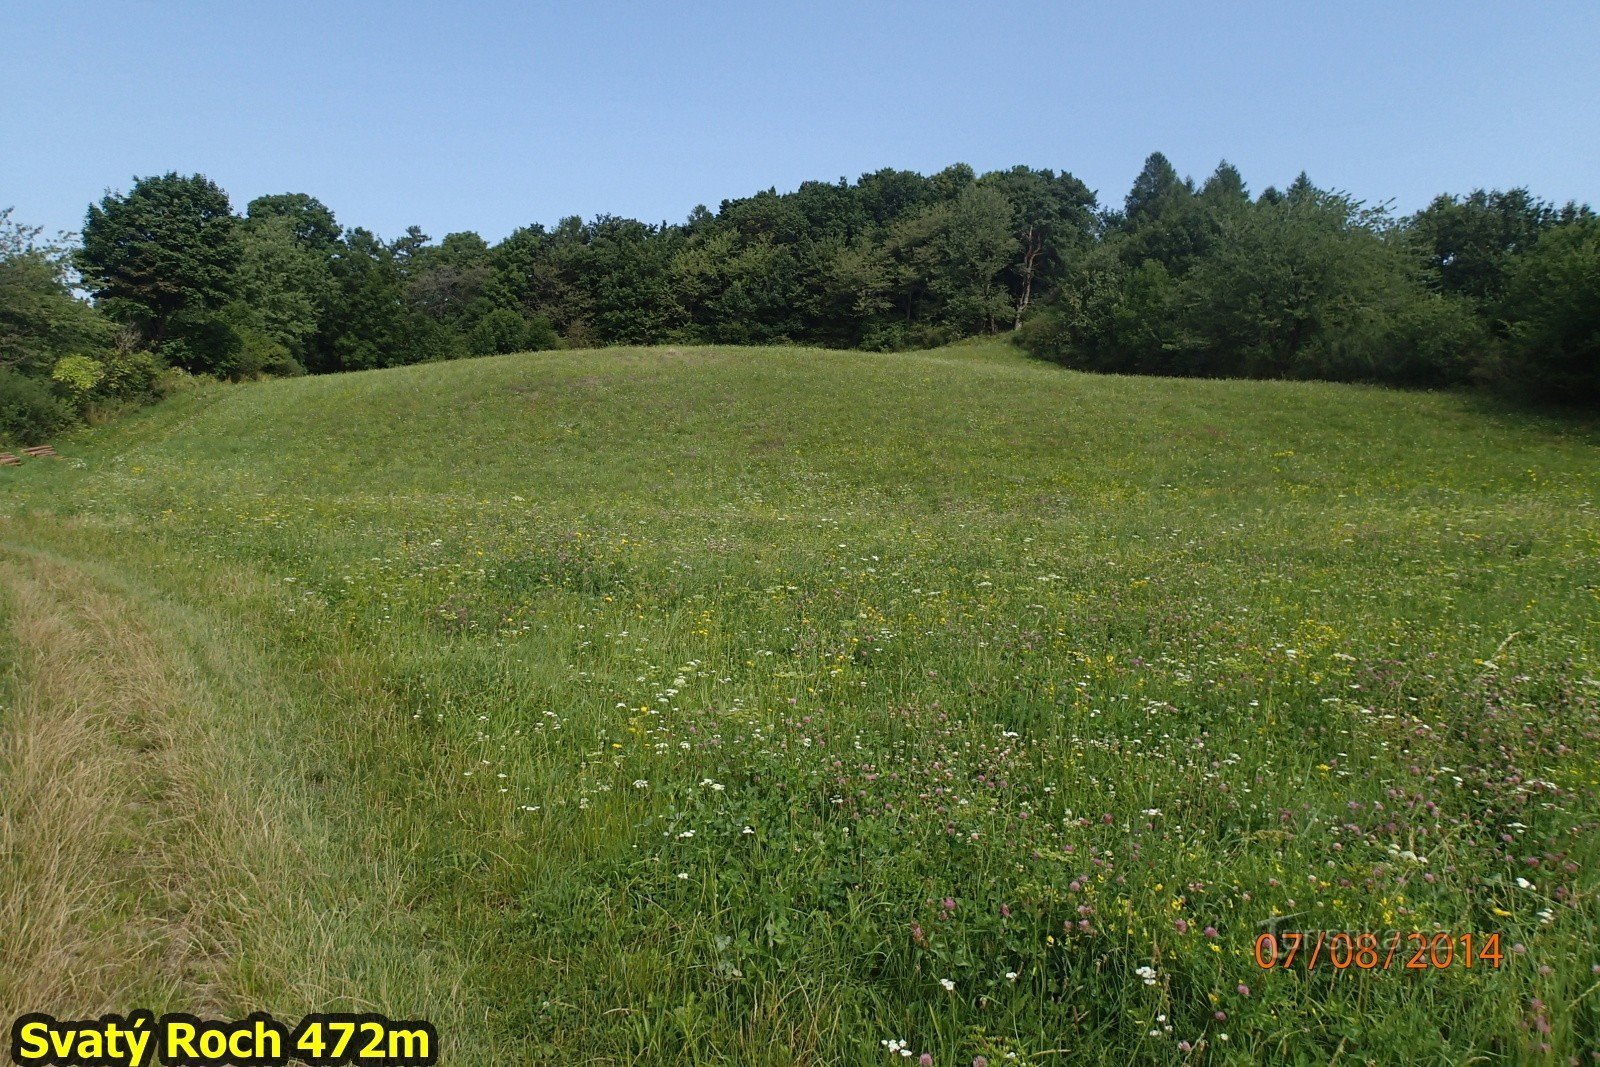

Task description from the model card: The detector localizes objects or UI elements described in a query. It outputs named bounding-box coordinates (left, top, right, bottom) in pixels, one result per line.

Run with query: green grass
left=3, top=341, right=1599, bottom=1064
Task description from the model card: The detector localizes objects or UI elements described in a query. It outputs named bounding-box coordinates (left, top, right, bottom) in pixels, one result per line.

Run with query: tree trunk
left=1013, top=228, right=1042, bottom=330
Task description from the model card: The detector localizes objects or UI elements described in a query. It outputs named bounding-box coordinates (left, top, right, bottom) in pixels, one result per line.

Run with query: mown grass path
left=0, top=546, right=501, bottom=1057
left=0, top=549, right=238, bottom=1016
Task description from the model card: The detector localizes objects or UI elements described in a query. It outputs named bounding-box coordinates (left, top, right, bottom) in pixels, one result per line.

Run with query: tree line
left=2, top=154, right=1596, bottom=441
left=1019, top=157, right=1596, bottom=402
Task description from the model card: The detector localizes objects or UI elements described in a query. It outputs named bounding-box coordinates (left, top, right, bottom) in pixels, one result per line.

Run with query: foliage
left=228, top=323, right=304, bottom=380
left=246, top=192, right=342, bottom=250
left=231, top=215, right=334, bottom=361
left=467, top=307, right=557, bottom=356
left=0, top=209, right=115, bottom=375
left=78, top=173, right=238, bottom=354
left=0, top=365, right=72, bottom=441
left=94, top=336, right=164, bottom=402
left=1019, top=167, right=1578, bottom=397
left=1497, top=217, right=1600, bottom=404
left=50, top=353, right=105, bottom=407
left=1409, top=188, right=1563, bottom=307
left=17, top=158, right=1599, bottom=411
left=0, top=207, right=158, bottom=439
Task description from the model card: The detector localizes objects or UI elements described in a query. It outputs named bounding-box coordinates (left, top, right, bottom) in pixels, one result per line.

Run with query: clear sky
left=5, top=1, right=1597, bottom=244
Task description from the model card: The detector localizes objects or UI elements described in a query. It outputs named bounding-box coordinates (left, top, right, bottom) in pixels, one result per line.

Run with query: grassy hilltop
left=2, top=341, right=1598, bottom=1063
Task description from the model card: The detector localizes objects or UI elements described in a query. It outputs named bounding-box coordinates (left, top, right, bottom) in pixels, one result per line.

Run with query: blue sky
left=5, top=1, right=1597, bottom=243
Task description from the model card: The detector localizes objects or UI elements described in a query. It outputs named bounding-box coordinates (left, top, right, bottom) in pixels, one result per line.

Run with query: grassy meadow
left=2, top=340, right=1598, bottom=1064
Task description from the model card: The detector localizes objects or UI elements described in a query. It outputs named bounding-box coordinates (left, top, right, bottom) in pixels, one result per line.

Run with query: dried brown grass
left=0, top=556, right=233, bottom=1017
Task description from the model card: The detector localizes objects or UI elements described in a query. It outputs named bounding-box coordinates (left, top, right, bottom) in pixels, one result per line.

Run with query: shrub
left=0, top=367, right=72, bottom=443
left=161, top=311, right=242, bottom=376
left=1498, top=219, right=1600, bottom=405
left=95, top=335, right=164, bottom=402
left=1378, top=293, right=1488, bottom=388
left=467, top=307, right=535, bottom=356
left=229, top=326, right=304, bottom=379
left=524, top=314, right=560, bottom=351
left=50, top=354, right=106, bottom=411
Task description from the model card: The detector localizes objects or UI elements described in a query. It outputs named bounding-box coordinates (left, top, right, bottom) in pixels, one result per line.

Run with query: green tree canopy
left=246, top=193, right=342, bottom=250
left=78, top=173, right=238, bottom=346
left=1, top=208, right=115, bottom=376
left=1124, top=152, right=1189, bottom=227
left=1409, top=188, right=1559, bottom=306
left=1499, top=217, right=1600, bottom=403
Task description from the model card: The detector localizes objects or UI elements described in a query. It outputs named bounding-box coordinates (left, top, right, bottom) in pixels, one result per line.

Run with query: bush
left=858, top=323, right=911, bottom=352
left=161, top=311, right=242, bottom=376
left=1498, top=219, right=1600, bottom=405
left=95, top=336, right=164, bottom=402
left=467, top=307, right=536, bottom=356
left=524, top=314, right=560, bottom=351
left=406, top=314, right=464, bottom=364
left=1018, top=256, right=1188, bottom=375
left=228, top=326, right=304, bottom=379
left=0, top=367, right=72, bottom=443
left=1378, top=293, right=1488, bottom=388
left=50, top=354, right=106, bottom=411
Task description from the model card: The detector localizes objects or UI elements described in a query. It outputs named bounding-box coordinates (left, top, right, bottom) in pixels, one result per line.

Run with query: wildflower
left=919, top=1056, right=933, bottom=1067
left=676, top=872, right=689, bottom=880
left=1005, top=971, right=1018, bottom=982
left=1203, top=926, right=1218, bottom=938
left=633, top=779, right=649, bottom=788
left=939, top=977, right=956, bottom=991
left=1174, top=919, right=1189, bottom=934
left=1135, top=965, right=1158, bottom=986
left=1236, top=983, right=1250, bottom=996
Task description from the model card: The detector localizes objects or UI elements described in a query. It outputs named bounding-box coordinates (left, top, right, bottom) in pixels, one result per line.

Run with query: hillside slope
left=3, top=342, right=1598, bottom=1063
